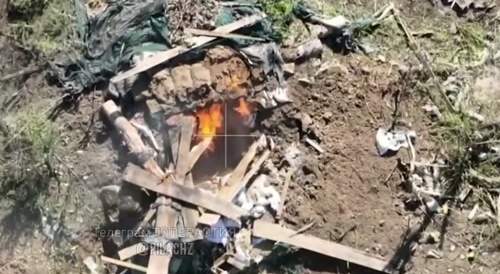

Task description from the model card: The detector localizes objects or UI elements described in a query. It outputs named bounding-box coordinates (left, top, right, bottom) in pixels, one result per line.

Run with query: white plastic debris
left=323, top=15, right=350, bottom=29
left=376, top=128, right=417, bottom=156
left=260, top=87, right=292, bottom=108
left=234, top=174, right=281, bottom=219
left=232, top=229, right=253, bottom=266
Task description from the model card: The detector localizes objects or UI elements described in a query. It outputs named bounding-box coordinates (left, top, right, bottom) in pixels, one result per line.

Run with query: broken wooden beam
left=252, top=220, right=389, bottom=273
left=198, top=141, right=260, bottom=226
left=110, top=14, right=266, bottom=84
left=123, top=163, right=248, bottom=222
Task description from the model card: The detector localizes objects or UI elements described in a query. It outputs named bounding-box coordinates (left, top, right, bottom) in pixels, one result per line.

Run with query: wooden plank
left=147, top=196, right=179, bottom=274
left=186, top=136, right=213, bottom=172
left=110, top=14, right=265, bottom=84
left=164, top=114, right=182, bottom=167
left=184, top=28, right=266, bottom=41
left=252, top=220, right=389, bottom=273
left=175, top=116, right=200, bottom=237
left=175, top=115, right=194, bottom=182
left=118, top=242, right=148, bottom=261
left=101, top=255, right=148, bottom=273
left=123, top=163, right=247, bottom=222
left=198, top=142, right=259, bottom=226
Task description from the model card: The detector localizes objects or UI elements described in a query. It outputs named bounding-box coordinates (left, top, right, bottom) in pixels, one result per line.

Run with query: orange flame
left=195, top=103, right=223, bottom=147
left=193, top=98, right=254, bottom=152
left=234, top=97, right=251, bottom=119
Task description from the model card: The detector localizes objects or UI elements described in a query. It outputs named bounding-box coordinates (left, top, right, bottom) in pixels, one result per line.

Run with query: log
left=110, top=14, right=266, bottom=84
left=101, top=100, right=177, bottom=274
left=102, top=100, right=163, bottom=177
left=123, top=163, right=247, bottom=222
left=252, top=220, right=389, bottom=273
left=198, top=142, right=259, bottom=226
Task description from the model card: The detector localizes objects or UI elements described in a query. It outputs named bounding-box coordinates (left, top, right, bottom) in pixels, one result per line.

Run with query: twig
left=276, top=167, right=298, bottom=223
left=335, top=225, right=357, bottom=243
left=392, top=11, right=455, bottom=112
left=469, top=169, right=500, bottom=186
left=79, top=89, right=98, bottom=147
left=383, top=163, right=398, bottom=186
left=289, top=220, right=316, bottom=238
left=0, top=66, right=42, bottom=82
left=496, top=197, right=500, bottom=229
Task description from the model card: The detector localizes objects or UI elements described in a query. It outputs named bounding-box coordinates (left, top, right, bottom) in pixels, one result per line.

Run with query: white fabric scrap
left=376, top=128, right=417, bottom=156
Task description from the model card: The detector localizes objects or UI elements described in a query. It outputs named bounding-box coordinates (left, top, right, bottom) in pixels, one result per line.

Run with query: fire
left=195, top=103, right=223, bottom=139
left=193, top=97, right=254, bottom=151
left=234, top=97, right=251, bottom=118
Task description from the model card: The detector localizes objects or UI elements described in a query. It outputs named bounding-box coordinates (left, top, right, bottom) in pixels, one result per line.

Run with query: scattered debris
left=83, top=256, right=99, bottom=274
left=439, top=0, right=497, bottom=16
left=375, top=128, right=417, bottom=156
left=426, top=249, right=443, bottom=259
left=304, top=137, right=324, bottom=153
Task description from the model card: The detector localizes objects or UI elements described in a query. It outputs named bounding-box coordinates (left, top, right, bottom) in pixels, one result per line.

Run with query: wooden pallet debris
left=123, top=163, right=248, bottom=222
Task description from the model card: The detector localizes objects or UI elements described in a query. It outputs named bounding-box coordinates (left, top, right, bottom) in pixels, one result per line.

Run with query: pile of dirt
left=148, top=46, right=263, bottom=114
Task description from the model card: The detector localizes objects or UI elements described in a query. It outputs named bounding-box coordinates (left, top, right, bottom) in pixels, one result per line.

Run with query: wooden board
left=123, top=163, right=247, bottom=222
left=252, top=220, right=389, bottom=273
left=175, top=116, right=194, bottom=182
left=118, top=242, right=148, bottom=261
left=175, top=116, right=200, bottom=237
left=110, top=14, right=265, bottom=84
left=184, top=28, right=266, bottom=41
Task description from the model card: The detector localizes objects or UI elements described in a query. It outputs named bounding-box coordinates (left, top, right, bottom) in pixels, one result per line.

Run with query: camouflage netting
left=50, top=0, right=280, bottom=100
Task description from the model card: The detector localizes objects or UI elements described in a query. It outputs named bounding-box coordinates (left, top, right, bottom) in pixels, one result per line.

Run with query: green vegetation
left=256, top=0, right=298, bottom=41
left=6, top=0, right=78, bottom=57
